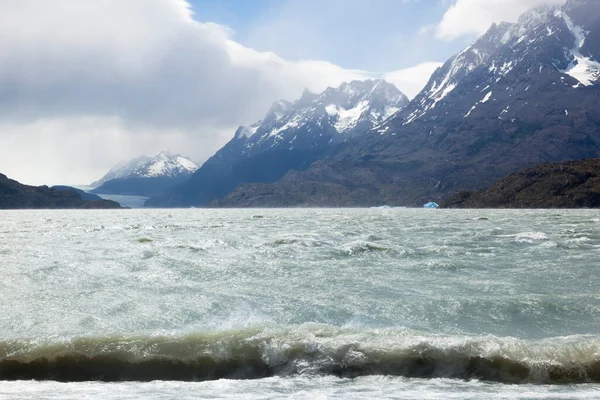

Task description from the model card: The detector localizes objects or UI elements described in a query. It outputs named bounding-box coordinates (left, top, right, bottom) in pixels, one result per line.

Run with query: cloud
left=0, top=0, right=374, bottom=184
left=384, top=62, right=443, bottom=99
left=0, top=116, right=237, bottom=186
left=435, top=0, right=566, bottom=41
left=0, top=0, right=443, bottom=185
left=0, top=0, right=367, bottom=129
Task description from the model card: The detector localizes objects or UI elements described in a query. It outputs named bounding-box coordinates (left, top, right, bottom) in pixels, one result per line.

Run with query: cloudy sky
left=0, top=0, right=565, bottom=185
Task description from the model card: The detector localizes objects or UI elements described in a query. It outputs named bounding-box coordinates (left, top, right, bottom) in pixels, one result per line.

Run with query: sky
left=0, top=0, right=566, bottom=186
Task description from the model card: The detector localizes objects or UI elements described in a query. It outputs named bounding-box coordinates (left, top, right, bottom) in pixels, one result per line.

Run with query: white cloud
left=0, top=0, right=442, bottom=186
left=0, top=0, right=373, bottom=185
left=0, top=0, right=368, bottom=129
left=436, top=0, right=566, bottom=41
left=0, top=117, right=237, bottom=186
left=384, top=62, right=443, bottom=99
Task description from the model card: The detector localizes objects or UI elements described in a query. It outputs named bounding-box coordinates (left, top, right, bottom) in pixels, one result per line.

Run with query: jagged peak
left=297, top=88, right=318, bottom=105
left=339, top=79, right=387, bottom=95
left=319, top=79, right=406, bottom=106
left=153, top=150, right=173, bottom=159
left=266, top=99, right=292, bottom=116
left=517, top=3, right=561, bottom=29
left=227, top=78, right=409, bottom=148
left=133, top=151, right=198, bottom=178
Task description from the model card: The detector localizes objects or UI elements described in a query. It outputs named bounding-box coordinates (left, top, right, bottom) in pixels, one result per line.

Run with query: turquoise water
left=1, top=209, right=599, bottom=398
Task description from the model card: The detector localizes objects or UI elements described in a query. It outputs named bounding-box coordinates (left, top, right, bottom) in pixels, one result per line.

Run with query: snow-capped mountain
left=212, top=0, right=600, bottom=207
left=92, top=152, right=198, bottom=197
left=227, top=79, right=407, bottom=158
left=129, top=151, right=198, bottom=179
left=377, top=0, right=599, bottom=132
left=91, top=155, right=151, bottom=188
left=147, top=79, right=408, bottom=207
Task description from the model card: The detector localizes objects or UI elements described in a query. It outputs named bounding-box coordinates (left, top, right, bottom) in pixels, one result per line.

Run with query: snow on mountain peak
left=231, top=79, right=408, bottom=152
left=559, top=12, right=600, bottom=86
left=517, top=4, right=560, bottom=31
left=132, top=152, right=199, bottom=179
left=235, top=122, right=261, bottom=139
left=90, top=155, right=151, bottom=187
left=396, top=0, right=600, bottom=127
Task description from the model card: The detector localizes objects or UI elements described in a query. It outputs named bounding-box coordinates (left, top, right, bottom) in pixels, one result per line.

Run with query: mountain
left=92, top=152, right=199, bottom=197
left=0, top=174, right=123, bottom=209
left=90, top=155, right=151, bottom=188
left=215, top=0, right=600, bottom=207
left=147, top=79, right=408, bottom=207
left=441, top=158, right=600, bottom=208
left=51, top=186, right=104, bottom=201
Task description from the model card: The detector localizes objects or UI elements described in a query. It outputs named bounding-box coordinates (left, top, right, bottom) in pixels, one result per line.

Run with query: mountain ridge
left=92, top=152, right=198, bottom=197
left=146, top=79, right=409, bottom=207
left=213, top=0, right=600, bottom=207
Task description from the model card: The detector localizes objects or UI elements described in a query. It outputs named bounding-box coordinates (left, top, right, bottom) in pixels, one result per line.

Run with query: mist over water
left=1, top=209, right=600, bottom=398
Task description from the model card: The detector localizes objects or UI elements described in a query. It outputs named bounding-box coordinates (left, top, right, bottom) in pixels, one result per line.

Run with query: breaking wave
left=2, top=327, right=600, bottom=384
left=338, top=241, right=391, bottom=255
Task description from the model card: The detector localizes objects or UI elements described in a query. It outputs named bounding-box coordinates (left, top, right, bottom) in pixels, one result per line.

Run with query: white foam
left=515, top=231, right=549, bottom=242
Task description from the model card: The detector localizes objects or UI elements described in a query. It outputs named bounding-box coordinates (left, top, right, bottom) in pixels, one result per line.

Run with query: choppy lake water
left=1, top=208, right=600, bottom=399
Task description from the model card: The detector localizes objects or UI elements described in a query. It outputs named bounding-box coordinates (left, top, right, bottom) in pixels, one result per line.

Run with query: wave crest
left=2, top=328, right=600, bottom=384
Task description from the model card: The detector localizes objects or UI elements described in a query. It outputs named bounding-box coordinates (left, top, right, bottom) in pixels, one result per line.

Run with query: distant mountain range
left=91, top=155, right=152, bottom=188
left=147, top=79, right=408, bottom=207
left=92, top=151, right=198, bottom=197
left=208, top=0, right=600, bottom=207
left=80, top=0, right=600, bottom=209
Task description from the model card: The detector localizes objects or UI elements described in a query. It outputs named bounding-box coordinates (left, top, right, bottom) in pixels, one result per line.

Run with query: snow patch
left=329, top=100, right=370, bottom=132
left=562, top=55, right=600, bottom=86
left=268, top=115, right=301, bottom=137
left=383, top=106, right=400, bottom=119
left=175, top=156, right=200, bottom=173
left=464, top=105, right=477, bottom=118
left=138, top=152, right=198, bottom=178
left=464, top=92, right=492, bottom=118
left=559, top=14, right=600, bottom=87
left=481, top=91, right=492, bottom=103
left=325, top=104, right=338, bottom=116
left=238, top=125, right=259, bottom=139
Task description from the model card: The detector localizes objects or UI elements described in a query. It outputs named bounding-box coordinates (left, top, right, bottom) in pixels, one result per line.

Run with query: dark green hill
left=0, top=174, right=123, bottom=209
left=52, top=186, right=103, bottom=201
left=441, top=159, right=600, bottom=208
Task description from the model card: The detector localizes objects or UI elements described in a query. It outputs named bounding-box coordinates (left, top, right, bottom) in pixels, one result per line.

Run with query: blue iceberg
left=423, top=202, right=439, bottom=209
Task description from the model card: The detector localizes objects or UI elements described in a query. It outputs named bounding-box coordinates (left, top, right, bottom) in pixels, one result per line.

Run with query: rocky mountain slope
left=441, top=158, right=600, bottom=208
left=0, top=174, right=123, bottom=209
left=92, top=152, right=198, bottom=197
left=215, top=0, right=600, bottom=207
left=146, top=79, right=408, bottom=207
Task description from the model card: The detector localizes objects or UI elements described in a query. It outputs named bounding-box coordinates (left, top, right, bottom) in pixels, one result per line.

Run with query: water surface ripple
left=1, top=209, right=600, bottom=398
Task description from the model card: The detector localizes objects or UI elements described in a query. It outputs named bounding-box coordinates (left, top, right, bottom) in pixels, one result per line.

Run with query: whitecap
left=515, top=232, right=548, bottom=243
